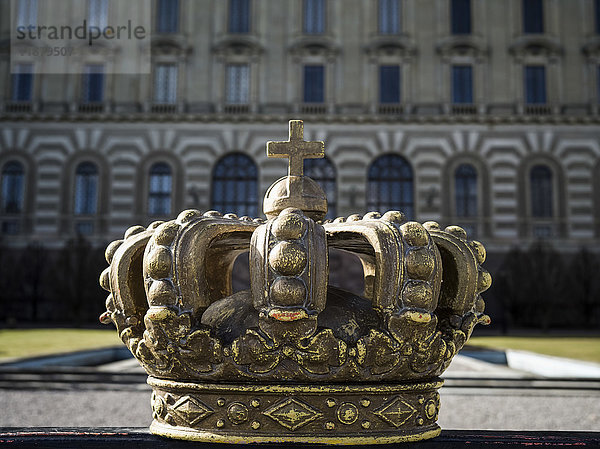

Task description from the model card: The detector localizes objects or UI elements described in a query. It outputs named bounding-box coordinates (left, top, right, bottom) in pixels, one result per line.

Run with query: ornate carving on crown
left=100, top=120, right=491, bottom=444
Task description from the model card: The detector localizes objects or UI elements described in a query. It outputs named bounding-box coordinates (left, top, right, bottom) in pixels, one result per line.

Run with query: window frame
left=367, top=154, right=414, bottom=219
left=156, top=0, right=180, bottom=33
left=211, top=153, right=259, bottom=217
left=225, top=64, right=250, bottom=105
left=228, top=0, right=251, bottom=33
left=450, top=0, right=471, bottom=35
left=147, top=162, right=173, bottom=217
left=82, top=64, right=105, bottom=104
left=379, top=65, right=401, bottom=104
left=304, top=157, right=337, bottom=219
left=303, top=64, right=325, bottom=104
left=454, top=163, right=478, bottom=218
left=524, top=65, right=547, bottom=105
left=303, top=0, right=326, bottom=35
left=522, top=0, right=544, bottom=34
left=153, top=63, right=178, bottom=104
left=451, top=65, right=474, bottom=104
left=378, top=0, right=401, bottom=35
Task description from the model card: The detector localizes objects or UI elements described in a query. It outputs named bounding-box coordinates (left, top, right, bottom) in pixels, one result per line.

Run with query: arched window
left=74, top=162, right=98, bottom=215
left=455, top=164, right=477, bottom=217
left=212, top=153, right=258, bottom=217
left=367, top=154, right=414, bottom=218
left=1, top=161, right=25, bottom=214
left=305, top=157, right=337, bottom=219
left=530, top=165, right=553, bottom=218
left=148, top=162, right=173, bottom=216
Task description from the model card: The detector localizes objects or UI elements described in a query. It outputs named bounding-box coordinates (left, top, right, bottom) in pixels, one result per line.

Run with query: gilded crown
left=99, top=120, right=491, bottom=444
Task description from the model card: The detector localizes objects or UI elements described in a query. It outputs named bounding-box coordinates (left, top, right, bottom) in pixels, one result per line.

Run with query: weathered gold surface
left=100, top=120, right=490, bottom=444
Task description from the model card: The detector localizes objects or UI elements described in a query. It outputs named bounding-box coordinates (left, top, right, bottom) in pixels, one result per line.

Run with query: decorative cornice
left=508, top=35, right=563, bottom=61
left=212, top=35, right=265, bottom=59
left=364, top=35, right=417, bottom=60
left=435, top=35, right=488, bottom=61
left=582, top=36, right=600, bottom=60
left=288, top=35, right=340, bottom=60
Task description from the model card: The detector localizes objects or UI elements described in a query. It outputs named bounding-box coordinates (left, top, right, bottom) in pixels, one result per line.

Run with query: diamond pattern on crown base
left=149, top=377, right=442, bottom=444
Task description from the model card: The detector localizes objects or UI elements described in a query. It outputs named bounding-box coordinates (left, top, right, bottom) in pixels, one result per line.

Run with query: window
left=212, top=154, right=258, bottom=217
left=225, top=64, right=250, bottom=104
left=367, top=155, right=414, bottom=218
left=530, top=165, right=553, bottom=218
left=11, top=64, right=33, bottom=102
left=88, top=0, right=108, bottom=29
left=523, top=0, right=543, bottom=34
left=451, top=0, right=471, bottom=34
left=304, top=65, right=325, bottom=103
left=154, top=64, right=178, bottom=104
left=379, top=65, right=401, bottom=104
left=378, top=0, right=400, bottom=34
left=1, top=161, right=25, bottom=214
left=229, top=0, right=250, bottom=33
left=524, top=65, right=546, bottom=104
left=452, top=65, right=473, bottom=104
left=74, top=162, right=98, bottom=215
left=455, top=164, right=477, bottom=217
left=304, top=157, right=337, bottom=219
left=82, top=65, right=104, bottom=103
left=16, top=0, right=37, bottom=28
left=157, top=0, right=179, bottom=33
left=148, top=163, right=172, bottom=216
left=303, top=0, right=325, bottom=34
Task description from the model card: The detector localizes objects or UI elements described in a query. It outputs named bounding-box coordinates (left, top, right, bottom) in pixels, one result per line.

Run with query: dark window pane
left=83, top=65, right=104, bottom=103
left=304, top=157, right=337, bottom=219
left=524, top=65, right=546, bottom=104
left=530, top=165, right=553, bottom=218
left=379, top=65, right=401, bottom=104
left=451, top=0, right=471, bottom=34
left=379, top=0, right=400, bottom=34
left=148, top=162, right=172, bottom=216
left=367, top=155, right=413, bottom=219
left=157, top=0, right=179, bottom=33
left=211, top=154, right=258, bottom=217
left=229, top=0, right=250, bottom=33
left=1, top=161, right=25, bottom=214
left=74, top=162, right=98, bottom=215
left=304, top=0, right=325, bottom=34
left=12, top=69, right=33, bottom=102
left=452, top=65, right=473, bottom=104
left=304, top=65, right=325, bottom=103
left=523, top=0, right=543, bottom=33
left=454, top=164, right=477, bottom=217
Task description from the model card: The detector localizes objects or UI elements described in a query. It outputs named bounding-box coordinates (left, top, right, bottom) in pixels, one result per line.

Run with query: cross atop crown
left=267, top=120, right=324, bottom=177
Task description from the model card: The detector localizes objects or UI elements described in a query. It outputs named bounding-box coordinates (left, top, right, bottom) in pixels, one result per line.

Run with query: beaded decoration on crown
left=99, top=120, right=491, bottom=444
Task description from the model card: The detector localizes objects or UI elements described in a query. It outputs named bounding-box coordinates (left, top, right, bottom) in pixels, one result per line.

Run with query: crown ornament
left=99, top=120, right=491, bottom=444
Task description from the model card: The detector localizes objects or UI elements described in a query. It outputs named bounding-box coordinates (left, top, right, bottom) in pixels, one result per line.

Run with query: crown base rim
left=149, top=377, right=442, bottom=444
left=150, top=420, right=442, bottom=444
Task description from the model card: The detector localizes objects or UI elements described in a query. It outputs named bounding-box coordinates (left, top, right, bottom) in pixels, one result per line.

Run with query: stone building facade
left=1, top=0, right=600, bottom=256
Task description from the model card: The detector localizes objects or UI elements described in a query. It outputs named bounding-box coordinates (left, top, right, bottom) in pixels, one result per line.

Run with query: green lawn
left=467, top=336, right=600, bottom=364
left=1, top=329, right=599, bottom=365
left=0, top=328, right=122, bottom=361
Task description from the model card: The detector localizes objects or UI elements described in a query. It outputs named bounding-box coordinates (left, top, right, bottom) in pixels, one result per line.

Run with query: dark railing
left=2, top=101, right=598, bottom=119
left=223, top=104, right=250, bottom=114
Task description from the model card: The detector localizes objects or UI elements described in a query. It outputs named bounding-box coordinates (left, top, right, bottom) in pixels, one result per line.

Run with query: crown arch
left=367, top=154, right=414, bottom=219
left=211, top=153, right=259, bottom=217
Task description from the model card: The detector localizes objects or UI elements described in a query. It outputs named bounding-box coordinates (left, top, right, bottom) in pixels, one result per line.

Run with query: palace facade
left=1, top=0, right=600, bottom=256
